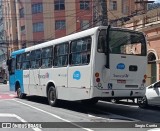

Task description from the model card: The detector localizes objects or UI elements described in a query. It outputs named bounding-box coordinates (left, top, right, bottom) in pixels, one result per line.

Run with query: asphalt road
left=0, top=84, right=160, bottom=131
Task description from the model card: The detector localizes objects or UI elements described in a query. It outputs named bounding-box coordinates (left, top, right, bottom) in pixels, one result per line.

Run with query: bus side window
left=98, top=30, right=107, bottom=53
left=31, top=61, right=36, bottom=69
left=30, top=50, right=36, bottom=69
left=54, top=42, right=69, bottom=67
left=70, top=36, right=91, bottom=65
left=30, top=49, right=41, bottom=69
left=41, top=47, right=53, bottom=68
left=98, top=36, right=105, bottom=53
left=21, top=52, right=30, bottom=70
left=16, top=54, right=22, bottom=69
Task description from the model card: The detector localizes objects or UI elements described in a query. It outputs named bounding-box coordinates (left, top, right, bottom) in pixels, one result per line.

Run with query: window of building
left=33, top=22, right=44, bottom=32
left=80, top=1, right=90, bottom=10
left=21, top=26, right=25, bottom=34
left=19, top=8, right=24, bottom=18
left=54, top=0, right=65, bottom=10
left=55, top=20, right=66, bottom=30
left=70, top=37, right=91, bottom=66
left=110, top=1, right=117, bottom=10
left=54, top=42, right=69, bottom=67
left=30, top=49, right=41, bottom=69
left=32, top=3, right=43, bottom=14
left=122, top=0, right=128, bottom=15
left=41, top=47, right=53, bottom=68
left=80, top=20, right=90, bottom=30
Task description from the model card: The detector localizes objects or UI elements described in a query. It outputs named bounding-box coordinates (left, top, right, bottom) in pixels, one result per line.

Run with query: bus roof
left=11, top=26, right=101, bottom=56
left=11, top=26, right=144, bottom=56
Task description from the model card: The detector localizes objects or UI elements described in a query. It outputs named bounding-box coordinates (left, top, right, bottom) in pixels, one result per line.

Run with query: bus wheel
left=17, top=86, right=26, bottom=99
left=48, top=86, right=58, bottom=107
left=137, top=96, right=148, bottom=108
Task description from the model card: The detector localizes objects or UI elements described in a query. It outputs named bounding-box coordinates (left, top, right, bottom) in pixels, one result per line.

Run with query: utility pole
left=100, top=0, right=108, bottom=26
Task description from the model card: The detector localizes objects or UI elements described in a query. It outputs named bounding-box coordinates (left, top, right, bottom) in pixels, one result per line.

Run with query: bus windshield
left=98, top=28, right=147, bottom=56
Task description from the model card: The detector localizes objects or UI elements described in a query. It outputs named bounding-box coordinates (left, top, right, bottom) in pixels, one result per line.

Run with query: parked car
left=0, top=77, right=7, bottom=84
left=137, top=81, right=160, bottom=108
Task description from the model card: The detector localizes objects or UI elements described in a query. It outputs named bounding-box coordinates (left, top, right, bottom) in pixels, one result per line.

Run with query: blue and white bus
left=7, top=26, right=147, bottom=106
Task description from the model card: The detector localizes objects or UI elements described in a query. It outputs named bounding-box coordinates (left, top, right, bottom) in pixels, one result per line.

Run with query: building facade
left=15, top=0, right=93, bottom=48
left=3, top=0, right=18, bottom=55
left=3, top=0, right=145, bottom=49
left=0, top=0, right=7, bottom=79
left=122, top=7, right=160, bottom=85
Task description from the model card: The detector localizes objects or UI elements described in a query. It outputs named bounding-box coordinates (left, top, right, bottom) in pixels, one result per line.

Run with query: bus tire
left=17, top=85, right=26, bottom=99
left=137, top=96, right=148, bottom=108
left=48, top=86, right=58, bottom=107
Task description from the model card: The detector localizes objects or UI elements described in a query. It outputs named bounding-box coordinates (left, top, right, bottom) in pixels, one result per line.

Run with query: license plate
left=117, top=80, right=126, bottom=84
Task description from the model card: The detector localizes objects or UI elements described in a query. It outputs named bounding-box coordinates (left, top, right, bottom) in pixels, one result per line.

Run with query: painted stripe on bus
left=11, top=49, right=25, bottom=56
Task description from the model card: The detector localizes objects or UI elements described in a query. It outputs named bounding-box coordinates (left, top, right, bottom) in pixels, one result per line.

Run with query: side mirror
left=6, top=59, right=11, bottom=72
left=6, top=59, right=10, bottom=66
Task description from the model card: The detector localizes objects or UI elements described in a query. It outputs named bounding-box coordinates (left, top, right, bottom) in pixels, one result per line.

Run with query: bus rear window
left=109, top=29, right=146, bottom=56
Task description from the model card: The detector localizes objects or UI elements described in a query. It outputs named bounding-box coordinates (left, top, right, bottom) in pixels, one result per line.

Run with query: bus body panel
left=23, top=70, right=30, bottom=94
left=92, top=53, right=147, bottom=98
left=8, top=26, right=147, bottom=102
left=109, top=54, right=147, bottom=90
left=42, top=67, right=68, bottom=99
left=10, top=70, right=24, bottom=93
left=9, top=74, right=16, bottom=91
left=39, top=68, right=52, bottom=96
left=10, top=49, right=25, bottom=92
left=29, top=69, right=39, bottom=96
left=67, top=65, right=92, bottom=100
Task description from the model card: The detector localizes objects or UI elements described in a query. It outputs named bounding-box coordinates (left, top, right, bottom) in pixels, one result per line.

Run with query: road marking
left=9, top=94, right=16, bottom=97
left=0, top=93, right=16, bottom=99
left=88, top=114, right=113, bottom=121
left=13, top=99, right=94, bottom=131
left=147, top=128, right=160, bottom=131
left=0, top=113, right=42, bottom=131
left=0, top=99, right=12, bottom=102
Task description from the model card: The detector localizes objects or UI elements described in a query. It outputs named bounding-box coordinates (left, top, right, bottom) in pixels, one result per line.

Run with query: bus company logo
left=113, top=74, right=129, bottom=78
left=38, top=73, right=49, bottom=79
left=73, top=71, right=81, bottom=80
left=24, top=74, right=29, bottom=78
left=117, top=63, right=125, bottom=70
